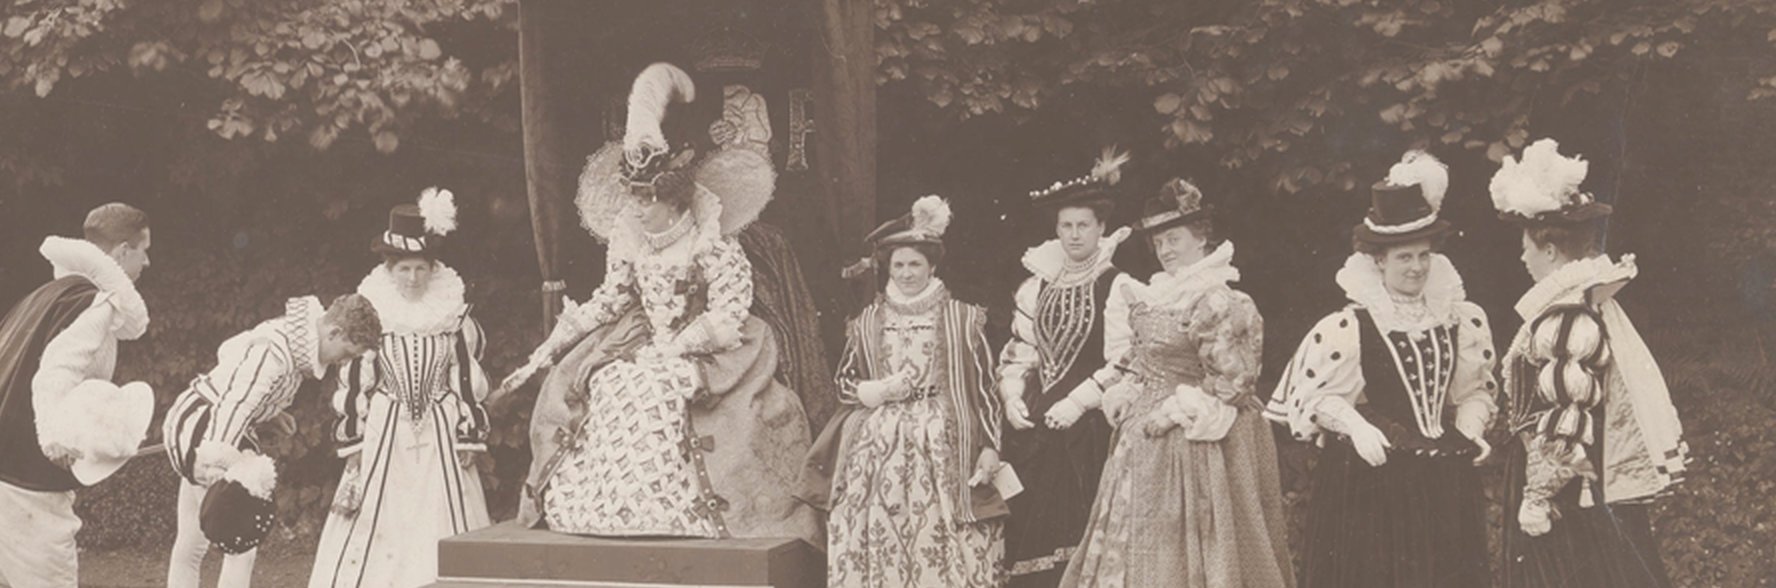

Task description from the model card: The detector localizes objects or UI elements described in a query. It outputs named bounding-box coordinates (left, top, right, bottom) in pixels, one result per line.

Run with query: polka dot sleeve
left=1265, top=308, right=1366, bottom=442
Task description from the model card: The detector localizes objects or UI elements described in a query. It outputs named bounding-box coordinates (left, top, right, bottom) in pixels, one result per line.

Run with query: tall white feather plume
left=1490, top=138, right=1590, bottom=217
left=910, top=195, right=952, bottom=238
left=223, top=452, right=278, bottom=500
left=1385, top=150, right=1450, bottom=211
left=1091, top=146, right=1131, bottom=186
left=624, top=63, right=697, bottom=153
left=418, top=187, right=457, bottom=236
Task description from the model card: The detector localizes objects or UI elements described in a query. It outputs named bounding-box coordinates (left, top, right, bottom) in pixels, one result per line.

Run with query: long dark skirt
left=1501, top=441, right=1672, bottom=588
left=1300, top=441, right=1489, bottom=588
left=1000, top=410, right=1113, bottom=588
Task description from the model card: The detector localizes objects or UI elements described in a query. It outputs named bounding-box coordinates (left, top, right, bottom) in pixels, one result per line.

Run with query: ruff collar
left=281, top=296, right=326, bottom=379
left=1515, top=254, right=1637, bottom=320
left=1140, top=240, right=1240, bottom=307
left=39, top=236, right=149, bottom=340
left=606, top=186, right=724, bottom=266
left=1020, top=226, right=1131, bottom=285
left=884, top=277, right=948, bottom=316
left=1335, top=251, right=1468, bottom=333
left=356, top=262, right=466, bottom=336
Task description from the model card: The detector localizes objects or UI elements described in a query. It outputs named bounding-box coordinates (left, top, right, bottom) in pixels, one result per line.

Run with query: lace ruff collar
left=1137, top=240, right=1241, bottom=308
left=356, top=262, right=467, bottom=336
left=1514, top=254, right=1637, bottom=320
left=1021, top=226, right=1130, bottom=286
left=1335, top=251, right=1467, bottom=333
left=884, top=277, right=948, bottom=316
left=39, top=236, right=149, bottom=340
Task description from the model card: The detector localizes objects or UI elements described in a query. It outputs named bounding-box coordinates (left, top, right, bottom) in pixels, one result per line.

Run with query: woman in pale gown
left=311, top=188, right=492, bottom=588
left=1061, top=179, right=1293, bottom=587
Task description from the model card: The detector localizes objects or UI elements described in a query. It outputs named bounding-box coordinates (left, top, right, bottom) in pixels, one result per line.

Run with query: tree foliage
left=875, top=0, right=1776, bottom=193
left=1, top=0, right=516, bottom=152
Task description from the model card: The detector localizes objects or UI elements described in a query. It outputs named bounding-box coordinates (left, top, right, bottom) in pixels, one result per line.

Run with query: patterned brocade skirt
left=827, top=397, right=1005, bottom=588
left=1062, top=391, right=1293, bottom=588
left=543, top=357, right=721, bottom=537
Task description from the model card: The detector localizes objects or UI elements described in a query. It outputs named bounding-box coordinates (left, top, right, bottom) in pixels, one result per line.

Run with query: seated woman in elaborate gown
left=801, top=196, right=1009, bottom=587
left=502, top=62, right=817, bottom=542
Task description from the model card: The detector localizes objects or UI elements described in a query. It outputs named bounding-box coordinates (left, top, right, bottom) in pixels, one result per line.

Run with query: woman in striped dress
left=310, top=189, right=493, bottom=588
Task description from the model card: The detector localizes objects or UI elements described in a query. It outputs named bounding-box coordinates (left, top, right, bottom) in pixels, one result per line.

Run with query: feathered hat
left=199, top=452, right=277, bottom=555
left=841, top=195, right=952, bottom=278
left=1028, top=146, right=1130, bottom=211
left=373, top=187, right=456, bottom=256
left=575, top=62, right=776, bottom=245
left=1354, top=150, right=1452, bottom=246
left=1138, top=177, right=1211, bottom=234
left=1489, top=138, right=1611, bottom=226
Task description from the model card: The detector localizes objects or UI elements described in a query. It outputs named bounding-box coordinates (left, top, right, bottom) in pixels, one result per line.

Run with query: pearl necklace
left=643, top=211, right=694, bottom=251
left=1389, top=291, right=1430, bottom=325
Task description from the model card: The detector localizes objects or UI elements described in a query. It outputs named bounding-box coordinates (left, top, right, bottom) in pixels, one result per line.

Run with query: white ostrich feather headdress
left=1490, top=138, right=1594, bottom=219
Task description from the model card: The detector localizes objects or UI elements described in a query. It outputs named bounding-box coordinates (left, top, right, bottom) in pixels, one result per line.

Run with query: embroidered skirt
left=827, top=397, right=1005, bottom=587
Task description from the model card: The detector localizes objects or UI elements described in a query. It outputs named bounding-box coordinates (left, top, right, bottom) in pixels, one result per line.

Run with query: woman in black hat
left=1061, top=178, right=1292, bottom=587
left=1491, top=139, right=1684, bottom=588
left=803, top=195, right=1009, bottom=587
left=1266, top=151, right=1498, bottom=588
left=996, top=148, right=1136, bottom=587
left=310, top=188, right=494, bottom=588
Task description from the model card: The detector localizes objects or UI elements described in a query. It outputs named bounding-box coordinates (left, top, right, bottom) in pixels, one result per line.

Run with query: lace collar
left=1139, top=240, right=1240, bottom=308
left=606, top=186, right=724, bottom=267
left=1020, top=226, right=1130, bottom=286
left=1514, top=254, right=1637, bottom=320
left=355, top=262, right=467, bottom=336
left=39, top=236, right=149, bottom=340
left=884, top=277, right=948, bottom=316
left=1335, top=251, right=1467, bottom=333
left=279, top=296, right=326, bottom=379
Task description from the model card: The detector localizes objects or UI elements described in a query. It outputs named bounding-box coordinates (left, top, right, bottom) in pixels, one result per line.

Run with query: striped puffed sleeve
left=330, top=351, right=380, bottom=458
left=997, top=277, right=1040, bottom=384
left=452, top=315, right=491, bottom=452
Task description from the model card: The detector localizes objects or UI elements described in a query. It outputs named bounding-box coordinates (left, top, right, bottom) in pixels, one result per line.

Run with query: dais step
left=430, top=522, right=823, bottom=588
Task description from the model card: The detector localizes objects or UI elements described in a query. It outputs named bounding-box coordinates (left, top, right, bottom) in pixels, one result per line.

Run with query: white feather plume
left=1091, top=146, right=1131, bottom=186
left=1490, top=138, right=1590, bottom=218
left=624, top=62, right=697, bottom=153
left=417, top=187, right=457, bottom=236
left=910, top=195, right=952, bottom=238
left=1385, top=150, right=1449, bottom=211
left=222, top=452, right=278, bottom=500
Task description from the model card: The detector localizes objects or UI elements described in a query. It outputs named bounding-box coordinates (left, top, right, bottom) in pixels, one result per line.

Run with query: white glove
left=1519, top=498, right=1554, bottom=536
left=1317, top=398, right=1391, bottom=466
left=333, top=456, right=366, bottom=516
left=1454, top=402, right=1492, bottom=465
left=1045, top=398, right=1085, bottom=430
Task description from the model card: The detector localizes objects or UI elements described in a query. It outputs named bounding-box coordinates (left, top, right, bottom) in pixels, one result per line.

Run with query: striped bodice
left=379, top=331, right=456, bottom=421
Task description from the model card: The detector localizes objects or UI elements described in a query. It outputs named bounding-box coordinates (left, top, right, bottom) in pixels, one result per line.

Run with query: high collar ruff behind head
left=40, top=236, right=149, bottom=340
left=355, top=262, right=466, bottom=336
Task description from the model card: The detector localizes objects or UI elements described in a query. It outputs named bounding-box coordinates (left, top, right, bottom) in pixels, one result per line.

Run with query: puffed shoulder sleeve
left=1265, top=309, right=1365, bottom=441
left=1525, top=306, right=1609, bottom=448
left=1193, top=288, right=1263, bottom=404
left=1450, top=302, right=1499, bottom=431
left=997, top=278, right=1040, bottom=383
left=331, top=352, right=379, bottom=458
left=451, top=315, right=491, bottom=452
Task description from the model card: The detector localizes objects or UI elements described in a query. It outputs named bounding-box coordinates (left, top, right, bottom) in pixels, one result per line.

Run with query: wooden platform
left=426, top=522, right=823, bottom=587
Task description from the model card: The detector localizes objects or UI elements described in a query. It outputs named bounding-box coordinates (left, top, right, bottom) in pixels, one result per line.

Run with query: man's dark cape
left=0, top=276, right=99, bottom=491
